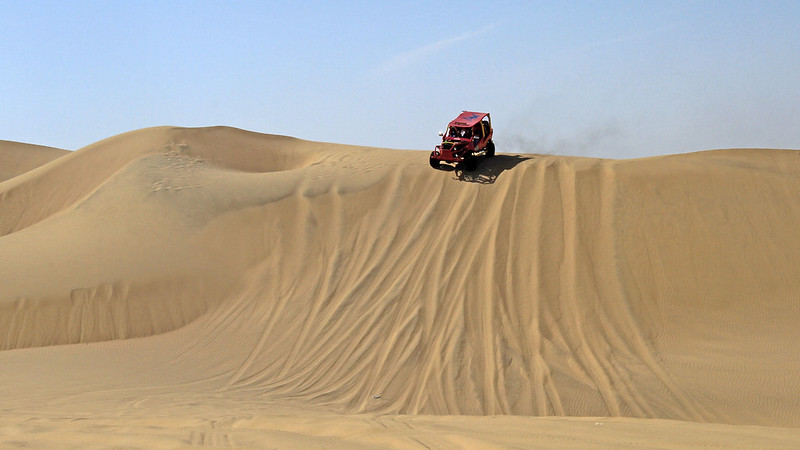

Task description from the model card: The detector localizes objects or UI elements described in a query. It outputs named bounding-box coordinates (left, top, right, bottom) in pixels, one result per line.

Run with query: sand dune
left=2, top=126, right=800, bottom=447
left=0, top=140, right=69, bottom=183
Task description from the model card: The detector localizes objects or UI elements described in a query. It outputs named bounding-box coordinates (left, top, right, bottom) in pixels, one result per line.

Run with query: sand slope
left=2, top=127, right=800, bottom=447
left=0, top=140, right=69, bottom=183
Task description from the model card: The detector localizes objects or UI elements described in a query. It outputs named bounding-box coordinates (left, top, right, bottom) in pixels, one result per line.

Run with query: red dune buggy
left=430, top=111, right=495, bottom=171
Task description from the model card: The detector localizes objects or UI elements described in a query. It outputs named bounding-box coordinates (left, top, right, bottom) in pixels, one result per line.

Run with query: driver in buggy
left=471, top=123, right=483, bottom=146
left=448, top=127, right=472, bottom=140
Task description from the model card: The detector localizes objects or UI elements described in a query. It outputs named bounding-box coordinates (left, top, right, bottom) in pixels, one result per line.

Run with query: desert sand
left=2, top=126, right=800, bottom=448
left=0, top=140, right=69, bottom=183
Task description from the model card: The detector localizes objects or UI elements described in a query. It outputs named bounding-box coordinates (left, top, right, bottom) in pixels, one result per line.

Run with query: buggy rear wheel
left=486, top=140, right=495, bottom=157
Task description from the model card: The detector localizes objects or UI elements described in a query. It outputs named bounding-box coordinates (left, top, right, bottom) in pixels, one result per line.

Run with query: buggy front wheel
left=464, top=154, right=478, bottom=171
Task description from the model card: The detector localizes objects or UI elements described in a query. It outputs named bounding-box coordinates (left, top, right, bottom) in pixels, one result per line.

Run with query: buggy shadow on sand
left=455, top=154, right=532, bottom=184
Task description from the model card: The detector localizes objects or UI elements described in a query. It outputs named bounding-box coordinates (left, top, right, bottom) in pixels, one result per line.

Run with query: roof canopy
left=449, top=111, right=489, bottom=128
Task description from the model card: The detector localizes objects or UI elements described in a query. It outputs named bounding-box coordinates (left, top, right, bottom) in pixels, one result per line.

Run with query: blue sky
left=1, top=0, right=798, bottom=158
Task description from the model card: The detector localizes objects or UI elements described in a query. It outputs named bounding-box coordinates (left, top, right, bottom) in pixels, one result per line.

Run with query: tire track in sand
left=593, top=161, right=709, bottom=422
left=556, top=159, right=621, bottom=416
